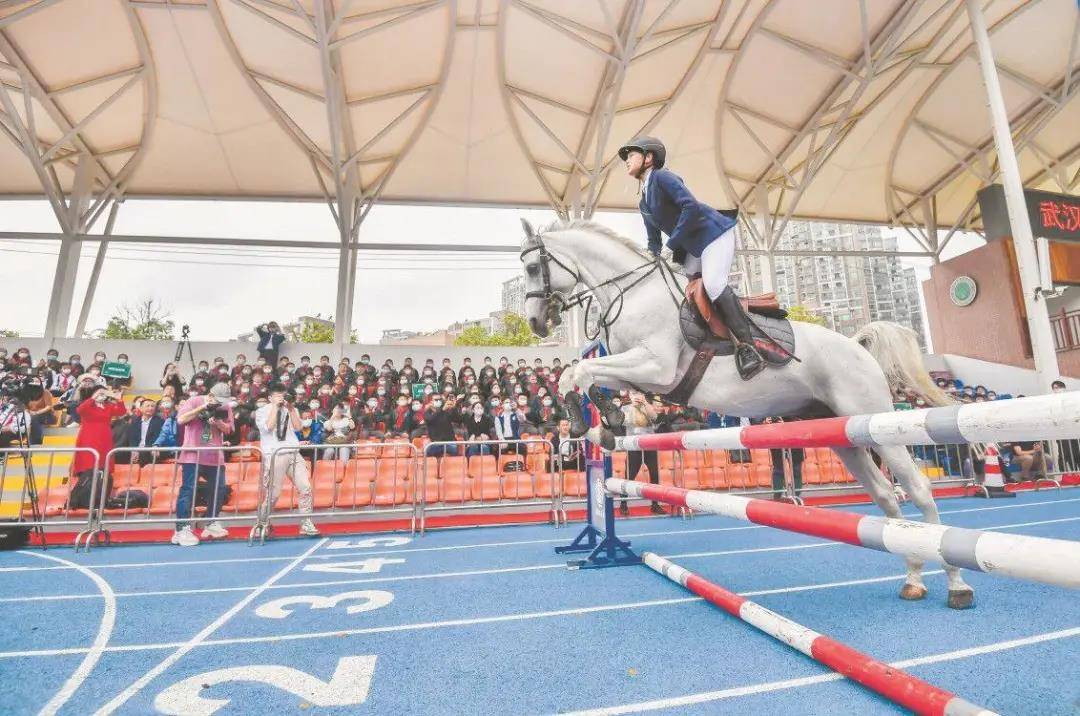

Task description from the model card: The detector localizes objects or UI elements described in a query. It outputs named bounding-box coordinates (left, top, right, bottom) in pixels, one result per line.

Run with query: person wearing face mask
left=386, top=394, right=414, bottom=438
left=354, top=397, right=382, bottom=438
left=408, top=399, right=427, bottom=439
left=173, top=383, right=234, bottom=546
left=299, top=374, right=317, bottom=403
left=512, top=394, right=537, bottom=434
left=321, top=402, right=356, bottom=462
left=54, top=362, right=76, bottom=398
left=424, top=395, right=460, bottom=456
left=256, top=385, right=319, bottom=536
left=67, top=354, right=84, bottom=377
left=493, top=398, right=523, bottom=455
left=532, top=392, right=562, bottom=434
left=153, top=399, right=179, bottom=449
left=68, top=385, right=127, bottom=509
left=316, top=384, right=335, bottom=413
left=11, top=347, right=32, bottom=368
left=464, top=401, right=495, bottom=456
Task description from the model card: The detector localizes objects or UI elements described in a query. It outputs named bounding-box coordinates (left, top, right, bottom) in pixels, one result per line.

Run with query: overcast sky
left=0, top=199, right=983, bottom=344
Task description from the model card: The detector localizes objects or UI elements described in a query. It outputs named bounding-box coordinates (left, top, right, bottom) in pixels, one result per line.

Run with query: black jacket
left=424, top=407, right=460, bottom=443
left=464, top=414, right=494, bottom=441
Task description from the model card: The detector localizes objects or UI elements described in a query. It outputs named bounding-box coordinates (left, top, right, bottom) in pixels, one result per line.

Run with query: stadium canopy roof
left=0, top=0, right=1077, bottom=340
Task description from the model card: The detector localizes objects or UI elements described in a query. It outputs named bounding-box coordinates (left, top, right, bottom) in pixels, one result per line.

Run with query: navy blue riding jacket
left=640, top=168, right=737, bottom=257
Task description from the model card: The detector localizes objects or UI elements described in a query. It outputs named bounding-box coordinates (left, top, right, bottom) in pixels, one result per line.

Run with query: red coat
left=72, top=398, right=127, bottom=474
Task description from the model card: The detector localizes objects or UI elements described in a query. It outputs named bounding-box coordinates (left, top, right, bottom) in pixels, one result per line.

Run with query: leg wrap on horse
left=587, top=385, right=624, bottom=429
left=563, top=391, right=589, bottom=438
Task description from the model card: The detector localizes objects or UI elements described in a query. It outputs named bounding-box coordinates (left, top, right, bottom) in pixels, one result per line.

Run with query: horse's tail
left=853, top=321, right=953, bottom=407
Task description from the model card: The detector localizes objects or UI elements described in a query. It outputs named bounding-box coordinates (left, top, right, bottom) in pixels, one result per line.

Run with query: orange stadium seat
left=469, top=455, right=501, bottom=501
left=438, top=456, right=470, bottom=502
left=373, top=458, right=412, bottom=506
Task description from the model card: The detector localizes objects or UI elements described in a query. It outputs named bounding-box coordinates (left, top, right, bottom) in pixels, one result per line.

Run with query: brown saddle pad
left=685, top=278, right=783, bottom=339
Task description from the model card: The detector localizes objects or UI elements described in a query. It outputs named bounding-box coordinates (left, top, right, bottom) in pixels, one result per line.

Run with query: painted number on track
left=326, top=536, right=413, bottom=550
left=153, top=656, right=376, bottom=715
left=302, top=557, right=405, bottom=574
left=254, top=590, right=394, bottom=619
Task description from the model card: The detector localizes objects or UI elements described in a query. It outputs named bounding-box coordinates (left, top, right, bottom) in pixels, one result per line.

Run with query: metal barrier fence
left=87, top=445, right=266, bottom=545
left=417, top=437, right=559, bottom=534
left=251, top=441, right=422, bottom=543
left=0, top=447, right=101, bottom=545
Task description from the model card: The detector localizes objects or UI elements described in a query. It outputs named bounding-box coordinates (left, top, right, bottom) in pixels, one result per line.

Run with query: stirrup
left=735, top=342, right=765, bottom=380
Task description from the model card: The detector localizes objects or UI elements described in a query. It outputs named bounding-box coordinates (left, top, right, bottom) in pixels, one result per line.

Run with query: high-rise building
left=502, top=275, right=570, bottom=345
left=748, top=222, right=925, bottom=345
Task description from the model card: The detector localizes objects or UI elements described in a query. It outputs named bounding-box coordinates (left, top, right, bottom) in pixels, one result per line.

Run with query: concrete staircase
left=1, top=426, right=78, bottom=518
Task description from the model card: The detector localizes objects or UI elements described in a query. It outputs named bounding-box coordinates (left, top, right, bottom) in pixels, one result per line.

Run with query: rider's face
left=625, top=150, right=647, bottom=179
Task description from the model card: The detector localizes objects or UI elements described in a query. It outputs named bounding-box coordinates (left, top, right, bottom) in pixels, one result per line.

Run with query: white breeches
left=681, top=226, right=736, bottom=301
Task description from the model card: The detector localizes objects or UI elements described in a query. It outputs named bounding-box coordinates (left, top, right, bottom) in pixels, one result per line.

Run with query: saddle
left=684, top=279, right=786, bottom=340
left=664, top=278, right=796, bottom=405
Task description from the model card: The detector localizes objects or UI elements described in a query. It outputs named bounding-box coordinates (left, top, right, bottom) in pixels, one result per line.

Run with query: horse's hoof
left=598, top=428, right=615, bottom=451
left=947, top=589, right=975, bottom=610
left=899, top=583, right=927, bottom=601
left=588, top=386, right=624, bottom=429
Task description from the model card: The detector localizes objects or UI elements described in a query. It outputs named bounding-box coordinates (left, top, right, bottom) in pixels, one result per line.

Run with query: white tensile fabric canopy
left=0, top=0, right=1077, bottom=348
left=1, top=0, right=1076, bottom=233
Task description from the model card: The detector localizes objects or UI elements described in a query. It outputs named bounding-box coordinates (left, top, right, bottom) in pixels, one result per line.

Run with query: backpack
left=107, top=489, right=149, bottom=510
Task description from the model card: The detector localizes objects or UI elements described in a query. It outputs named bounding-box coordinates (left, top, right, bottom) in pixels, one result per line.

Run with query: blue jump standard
left=555, top=457, right=640, bottom=569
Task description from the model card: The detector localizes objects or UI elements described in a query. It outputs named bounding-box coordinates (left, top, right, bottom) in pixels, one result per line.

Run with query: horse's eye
left=526, top=264, right=539, bottom=276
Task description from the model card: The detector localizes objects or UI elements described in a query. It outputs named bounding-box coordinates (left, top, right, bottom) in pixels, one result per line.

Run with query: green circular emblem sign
left=949, top=276, right=977, bottom=307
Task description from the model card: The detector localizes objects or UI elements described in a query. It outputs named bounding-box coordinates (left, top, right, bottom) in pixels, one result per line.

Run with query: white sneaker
left=171, top=526, right=199, bottom=547
left=201, top=521, right=229, bottom=540
left=298, top=519, right=320, bottom=537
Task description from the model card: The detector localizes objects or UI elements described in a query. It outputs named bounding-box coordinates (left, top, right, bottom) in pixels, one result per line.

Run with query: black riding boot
left=714, top=286, right=765, bottom=380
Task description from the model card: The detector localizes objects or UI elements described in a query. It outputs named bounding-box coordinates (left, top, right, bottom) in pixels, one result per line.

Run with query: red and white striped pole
left=615, top=393, right=1080, bottom=453
left=608, top=478, right=1080, bottom=591
left=643, top=552, right=996, bottom=716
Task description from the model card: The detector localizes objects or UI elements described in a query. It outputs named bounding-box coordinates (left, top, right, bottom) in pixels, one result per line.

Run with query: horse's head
left=518, top=218, right=578, bottom=338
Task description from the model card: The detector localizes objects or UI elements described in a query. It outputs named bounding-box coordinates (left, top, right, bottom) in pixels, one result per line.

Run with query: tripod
left=175, top=324, right=197, bottom=376
left=0, top=397, right=47, bottom=549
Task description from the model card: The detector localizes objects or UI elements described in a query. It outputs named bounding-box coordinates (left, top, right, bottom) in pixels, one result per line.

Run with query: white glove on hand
left=659, top=247, right=673, bottom=263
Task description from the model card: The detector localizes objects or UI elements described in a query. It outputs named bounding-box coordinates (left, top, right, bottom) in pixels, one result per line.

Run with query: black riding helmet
left=618, top=136, right=666, bottom=168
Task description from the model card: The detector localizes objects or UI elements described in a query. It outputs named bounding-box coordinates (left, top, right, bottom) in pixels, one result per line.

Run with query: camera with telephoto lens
left=0, top=371, right=43, bottom=403
left=199, top=399, right=236, bottom=422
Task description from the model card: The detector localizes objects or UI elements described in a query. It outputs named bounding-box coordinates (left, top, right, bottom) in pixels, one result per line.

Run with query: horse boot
left=714, top=286, right=765, bottom=380
left=587, top=385, right=624, bottom=430
left=563, top=391, right=589, bottom=438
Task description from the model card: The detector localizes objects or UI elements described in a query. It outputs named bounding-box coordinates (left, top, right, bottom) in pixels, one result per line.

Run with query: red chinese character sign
left=1039, top=200, right=1080, bottom=234
left=978, top=185, right=1080, bottom=243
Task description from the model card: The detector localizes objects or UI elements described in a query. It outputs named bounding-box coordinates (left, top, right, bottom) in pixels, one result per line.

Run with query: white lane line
left=4, top=493, right=1076, bottom=573
left=91, top=537, right=327, bottom=716
left=560, top=626, right=1080, bottom=715
left=0, top=569, right=949, bottom=659
left=5, top=514, right=1077, bottom=605
left=17, top=551, right=117, bottom=716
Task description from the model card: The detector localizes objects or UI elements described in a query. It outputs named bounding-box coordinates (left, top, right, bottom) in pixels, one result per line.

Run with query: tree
left=786, top=304, right=827, bottom=327
left=97, top=299, right=175, bottom=340
left=454, top=312, right=539, bottom=347
left=293, top=318, right=357, bottom=344
left=0, top=329, right=18, bottom=338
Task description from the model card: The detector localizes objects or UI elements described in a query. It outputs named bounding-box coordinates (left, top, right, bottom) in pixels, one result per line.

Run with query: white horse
left=519, top=217, right=975, bottom=609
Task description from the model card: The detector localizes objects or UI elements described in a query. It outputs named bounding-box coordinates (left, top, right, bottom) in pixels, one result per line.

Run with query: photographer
left=255, top=322, right=285, bottom=366
left=424, top=395, right=460, bottom=457
left=173, top=382, right=234, bottom=547
left=256, top=384, right=319, bottom=536
left=69, top=385, right=127, bottom=509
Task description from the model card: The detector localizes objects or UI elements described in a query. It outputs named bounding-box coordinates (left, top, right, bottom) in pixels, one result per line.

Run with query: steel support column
left=965, top=0, right=1060, bottom=392
left=74, top=201, right=121, bottom=338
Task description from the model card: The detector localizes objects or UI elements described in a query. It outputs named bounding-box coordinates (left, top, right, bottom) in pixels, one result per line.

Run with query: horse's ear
left=520, top=218, right=534, bottom=239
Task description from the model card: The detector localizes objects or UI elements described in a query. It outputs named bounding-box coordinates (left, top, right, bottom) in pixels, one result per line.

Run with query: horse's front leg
left=561, top=348, right=675, bottom=443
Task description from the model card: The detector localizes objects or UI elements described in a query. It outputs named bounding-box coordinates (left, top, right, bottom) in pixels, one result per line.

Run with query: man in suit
left=121, top=397, right=164, bottom=464
left=618, top=136, right=764, bottom=379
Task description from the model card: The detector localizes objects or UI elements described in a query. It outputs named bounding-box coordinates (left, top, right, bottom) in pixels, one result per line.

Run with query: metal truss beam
left=208, top=0, right=456, bottom=352
left=498, top=0, right=727, bottom=219
left=716, top=0, right=947, bottom=253
left=0, top=0, right=157, bottom=339
left=886, top=0, right=1080, bottom=233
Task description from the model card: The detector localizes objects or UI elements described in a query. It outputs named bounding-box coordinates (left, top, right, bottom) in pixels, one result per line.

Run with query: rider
left=618, top=136, right=765, bottom=379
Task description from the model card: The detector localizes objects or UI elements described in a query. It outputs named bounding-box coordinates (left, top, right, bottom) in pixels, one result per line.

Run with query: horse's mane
left=540, top=218, right=655, bottom=262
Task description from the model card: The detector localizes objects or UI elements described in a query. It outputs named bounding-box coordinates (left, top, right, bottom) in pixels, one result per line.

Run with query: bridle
left=519, top=232, right=683, bottom=341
